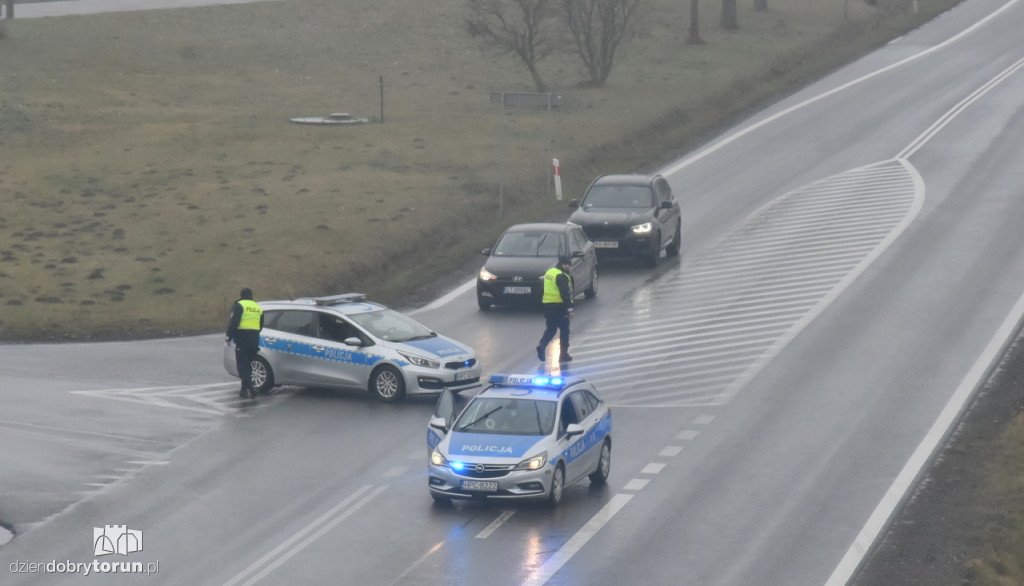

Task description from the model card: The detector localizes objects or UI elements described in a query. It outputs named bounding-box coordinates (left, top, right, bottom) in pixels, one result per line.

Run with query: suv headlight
left=631, top=222, right=653, bottom=234
left=430, top=449, right=448, bottom=467
left=400, top=352, right=440, bottom=368
left=515, top=452, right=547, bottom=471
left=479, top=268, right=497, bottom=281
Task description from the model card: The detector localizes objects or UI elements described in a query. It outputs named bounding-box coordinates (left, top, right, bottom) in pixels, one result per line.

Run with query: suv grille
left=583, top=225, right=628, bottom=240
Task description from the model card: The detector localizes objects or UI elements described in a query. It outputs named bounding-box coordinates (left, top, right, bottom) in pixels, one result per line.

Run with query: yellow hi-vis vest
left=542, top=267, right=571, bottom=304
left=237, top=299, right=263, bottom=330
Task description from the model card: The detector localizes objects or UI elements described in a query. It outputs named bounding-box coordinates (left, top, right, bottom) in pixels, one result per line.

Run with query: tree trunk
left=721, top=0, right=738, bottom=29
left=527, top=62, right=548, bottom=93
left=687, top=0, right=704, bottom=45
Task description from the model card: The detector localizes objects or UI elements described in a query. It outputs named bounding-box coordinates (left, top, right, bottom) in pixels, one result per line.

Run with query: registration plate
left=461, top=479, right=498, bottom=492
left=455, top=369, right=477, bottom=381
left=503, top=286, right=532, bottom=294
left=594, top=241, right=619, bottom=248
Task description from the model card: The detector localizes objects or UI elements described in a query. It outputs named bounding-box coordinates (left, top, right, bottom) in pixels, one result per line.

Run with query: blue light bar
left=488, top=374, right=567, bottom=389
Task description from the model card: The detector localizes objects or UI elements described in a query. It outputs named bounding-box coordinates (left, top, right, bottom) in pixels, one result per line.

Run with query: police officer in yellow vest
left=226, top=287, right=264, bottom=399
left=536, top=256, right=575, bottom=363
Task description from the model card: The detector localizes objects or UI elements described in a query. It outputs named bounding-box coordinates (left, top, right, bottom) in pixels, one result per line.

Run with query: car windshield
left=453, top=397, right=556, bottom=436
left=582, top=184, right=653, bottom=209
left=347, top=308, right=436, bottom=342
left=492, top=231, right=562, bottom=257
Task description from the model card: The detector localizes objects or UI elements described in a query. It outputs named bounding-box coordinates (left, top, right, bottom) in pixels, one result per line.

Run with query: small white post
left=553, top=159, right=563, bottom=201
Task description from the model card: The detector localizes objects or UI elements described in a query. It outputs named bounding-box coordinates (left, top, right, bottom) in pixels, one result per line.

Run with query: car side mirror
left=660, top=201, right=673, bottom=210
left=343, top=337, right=363, bottom=347
left=481, top=247, right=492, bottom=256
left=568, top=199, right=579, bottom=209
left=571, top=250, right=584, bottom=258
left=565, top=423, right=585, bottom=437
left=429, top=416, right=449, bottom=432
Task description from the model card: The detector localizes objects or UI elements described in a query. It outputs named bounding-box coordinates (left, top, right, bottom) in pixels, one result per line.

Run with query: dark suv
left=567, top=174, right=681, bottom=267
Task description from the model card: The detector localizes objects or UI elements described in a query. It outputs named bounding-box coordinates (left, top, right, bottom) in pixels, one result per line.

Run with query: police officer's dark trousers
left=234, top=331, right=260, bottom=397
left=538, top=307, right=571, bottom=355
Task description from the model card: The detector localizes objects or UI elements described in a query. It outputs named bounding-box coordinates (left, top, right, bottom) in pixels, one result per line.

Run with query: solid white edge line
left=659, top=0, right=1020, bottom=178
left=520, top=493, right=634, bottom=586
left=825, top=288, right=1024, bottom=586
left=222, top=484, right=380, bottom=586
left=408, top=280, right=476, bottom=315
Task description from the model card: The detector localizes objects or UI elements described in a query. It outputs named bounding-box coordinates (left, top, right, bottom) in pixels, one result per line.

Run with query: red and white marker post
left=552, top=158, right=563, bottom=201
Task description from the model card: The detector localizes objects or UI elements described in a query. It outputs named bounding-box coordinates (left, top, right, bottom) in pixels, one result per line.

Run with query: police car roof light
left=488, top=374, right=567, bottom=389
left=313, top=293, right=367, bottom=306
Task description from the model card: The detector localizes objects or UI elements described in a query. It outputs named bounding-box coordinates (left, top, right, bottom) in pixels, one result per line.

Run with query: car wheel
left=251, top=356, right=275, bottom=395
left=589, top=440, right=611, bottom=485
left=477, top=296, right=491, bottom=310
left=370, top=365, right=406, bottom=403
left=547, top=463, right=566, bottom=506
left=645, top=234, right=661, bottom=268
left=584, top=265, right=598, bottom=299
left=666, top=222, right=682, bottom=257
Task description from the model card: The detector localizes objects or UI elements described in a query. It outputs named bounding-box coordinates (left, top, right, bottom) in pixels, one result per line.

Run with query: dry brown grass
left=0, top=0, right=960, bottom=340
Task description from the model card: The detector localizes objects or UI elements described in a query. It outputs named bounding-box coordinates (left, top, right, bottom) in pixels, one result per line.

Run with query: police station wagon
left=427, top=374, right=612, bottom=505
left=223, top=293, right=481, bottom=402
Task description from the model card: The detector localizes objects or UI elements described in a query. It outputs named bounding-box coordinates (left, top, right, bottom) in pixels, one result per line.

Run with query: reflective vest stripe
left=237, top=300, right=262, bottom=330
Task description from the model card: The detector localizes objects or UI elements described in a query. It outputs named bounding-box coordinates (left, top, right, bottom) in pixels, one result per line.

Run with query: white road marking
left=71, top=382, right=286, bottom=415
left=520, top=494, right=634, bottom=586
left=223, top=484, right=387, bottom=586
left=659, top=446, right=684, bottom=457
left=622, top=479, right=649, bottom=491
left=565, top=160, right=924, bottom=408
left=677, top=430, right=700, bottom=441
left=641, top=463, right=666, bottom=474
left=476, top=510, right=516, bottom=539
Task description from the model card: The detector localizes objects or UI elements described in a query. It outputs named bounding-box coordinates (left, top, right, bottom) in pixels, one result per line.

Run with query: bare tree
left=687, top=0, right=704, bottom=45
left=465, top=0, right=557, bottom=93
left=721, top=0, right=738, bottom=29
left=561, top=0, right=644, bottom=87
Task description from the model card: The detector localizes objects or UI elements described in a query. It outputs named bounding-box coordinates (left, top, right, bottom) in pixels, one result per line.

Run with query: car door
left=301, top=311, right=374, bottom=389
left=565, top=390, right=603, bottom=482
left=555, top=393, right=591, bottom=485
left=428, top=388, right=478, bottom=453
left=260, top=309, right=320, bottom=385
left=567, top=226, right=595, bottom=295
left=654, top=176, right=680, bottom=246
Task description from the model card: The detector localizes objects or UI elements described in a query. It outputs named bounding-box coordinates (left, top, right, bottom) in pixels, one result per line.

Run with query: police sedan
left=224, top=293, right=481, bottom=402
left=427, top=374, right=612, bottom=505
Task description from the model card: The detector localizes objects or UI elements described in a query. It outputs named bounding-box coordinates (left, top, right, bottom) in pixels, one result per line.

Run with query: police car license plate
left=594, top=241, right=619, bottom=248
left=461, top=480, right=498, bottom=492
left=503, top=286, right=532, bottom=294
left=455, top=370, right=476, bottom=381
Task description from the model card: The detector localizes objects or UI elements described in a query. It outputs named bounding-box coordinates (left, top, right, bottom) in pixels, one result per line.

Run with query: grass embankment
left=0, top=0, right=955, bottom=341
left=967, top=410, right=1024, bottom=584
